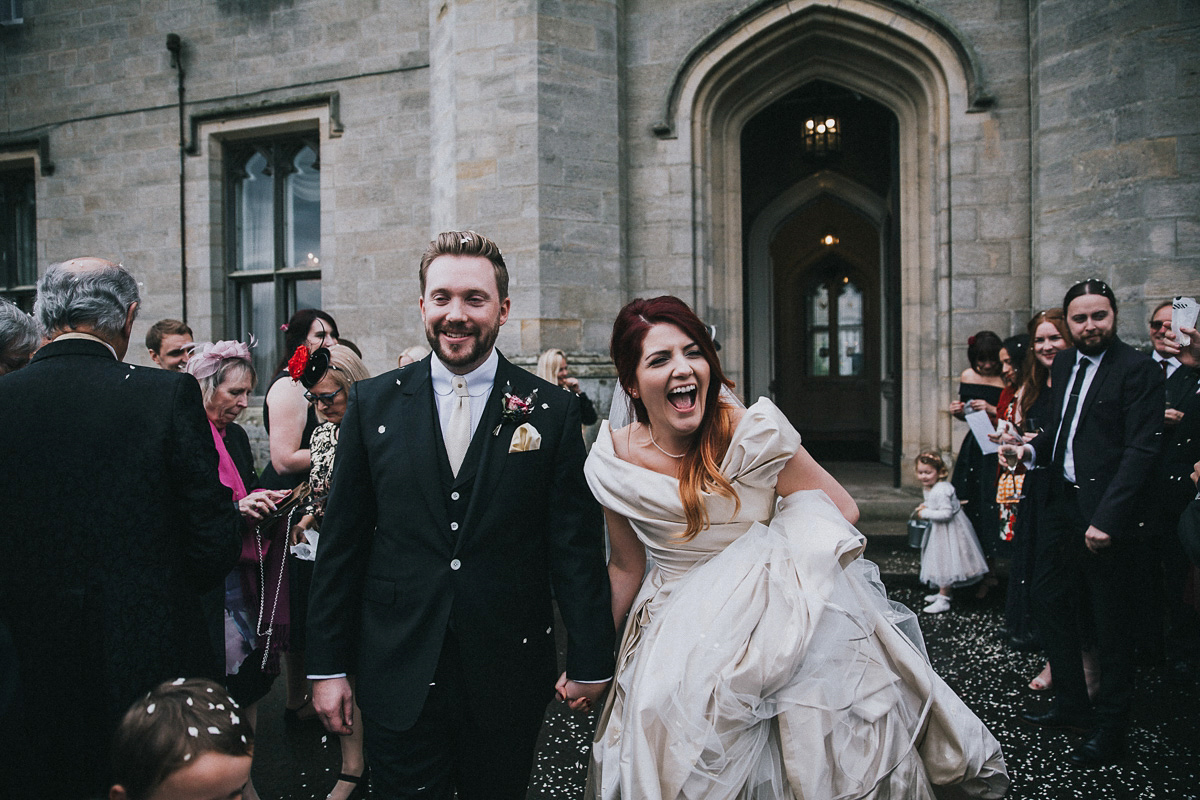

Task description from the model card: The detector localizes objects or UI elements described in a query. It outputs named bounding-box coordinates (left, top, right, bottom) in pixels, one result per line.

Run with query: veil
left=607, top=382, right=746, bottom=430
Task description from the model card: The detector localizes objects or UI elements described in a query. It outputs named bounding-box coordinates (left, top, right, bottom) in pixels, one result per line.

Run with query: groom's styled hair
left=611, top=295, right=739, bottom=540
left=419, top=230, right=509, bottom=300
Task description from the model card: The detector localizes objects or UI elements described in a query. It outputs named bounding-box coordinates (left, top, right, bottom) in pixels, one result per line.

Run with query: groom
left=308, top=231, right=615, bottom=798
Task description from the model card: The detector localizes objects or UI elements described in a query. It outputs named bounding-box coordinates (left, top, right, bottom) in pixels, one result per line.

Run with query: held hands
left=555, top=672, right=609, bottom=713
left=313, top=677, right=355, bottom=735
left=237, top=489, right=290, bottom=522
left=1085, top=525, right=1112, bottom=553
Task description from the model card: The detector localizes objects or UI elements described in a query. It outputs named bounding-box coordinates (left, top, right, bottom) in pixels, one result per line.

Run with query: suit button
left=451, top=491, right=460, bottom=501
left=450, top=522, right=459, bottom=531
left=450, top=559, right=461, bottom=570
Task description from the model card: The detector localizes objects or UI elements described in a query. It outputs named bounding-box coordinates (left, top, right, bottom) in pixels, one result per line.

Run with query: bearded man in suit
left=308, top=231, right=614, bottom=799
left=1013, top=279, right=1164, bottom=768
left=0, top=258, right=241, bottom=798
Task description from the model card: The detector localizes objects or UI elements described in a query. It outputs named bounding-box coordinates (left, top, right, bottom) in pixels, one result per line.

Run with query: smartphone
left=1173, top=296, right=1198, bottom=347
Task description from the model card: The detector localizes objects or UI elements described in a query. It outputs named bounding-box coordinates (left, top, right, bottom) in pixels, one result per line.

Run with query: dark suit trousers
left=1032, top=479, right=1137, bottom=729
left=362, top=629, right=546, bottom=800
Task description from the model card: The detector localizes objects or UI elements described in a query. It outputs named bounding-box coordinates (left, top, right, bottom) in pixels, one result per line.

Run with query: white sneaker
left=923, top=595, right=951, bottom=614
left=924, top=593, right=941, bottom=603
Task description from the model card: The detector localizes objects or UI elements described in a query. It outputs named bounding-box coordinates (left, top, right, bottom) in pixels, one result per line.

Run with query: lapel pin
left=378, top=425, right=387, bottom=434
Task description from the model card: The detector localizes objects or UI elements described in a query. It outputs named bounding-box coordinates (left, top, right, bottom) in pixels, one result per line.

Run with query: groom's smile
left=420, top=254, right=511, bottom=375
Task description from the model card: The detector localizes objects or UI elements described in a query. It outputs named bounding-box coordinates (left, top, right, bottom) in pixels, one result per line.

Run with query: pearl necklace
left=648, top=427, right=686, bottom=459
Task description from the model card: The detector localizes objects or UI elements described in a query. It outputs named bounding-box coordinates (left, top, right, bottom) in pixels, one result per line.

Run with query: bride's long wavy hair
left=611, top=296, right=738, bottom=539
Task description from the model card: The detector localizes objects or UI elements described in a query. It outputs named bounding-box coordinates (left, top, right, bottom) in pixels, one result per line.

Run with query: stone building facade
left=1, top=0, right=1196, bottom=478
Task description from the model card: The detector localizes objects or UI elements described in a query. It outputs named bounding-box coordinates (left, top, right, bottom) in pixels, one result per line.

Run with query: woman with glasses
left=261, top=309, right=340, bottom=724
left=291, top=343, right=371, bottom=800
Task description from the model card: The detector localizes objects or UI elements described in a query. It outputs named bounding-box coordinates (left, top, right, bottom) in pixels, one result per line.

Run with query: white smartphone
left=1173, top=296, right=1198, bottom=347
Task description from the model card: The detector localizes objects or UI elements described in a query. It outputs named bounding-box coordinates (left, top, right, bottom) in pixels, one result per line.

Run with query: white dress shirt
left=1152, top=350, right=1180, bottom=380
left=430, top=347, right=499, bottom=442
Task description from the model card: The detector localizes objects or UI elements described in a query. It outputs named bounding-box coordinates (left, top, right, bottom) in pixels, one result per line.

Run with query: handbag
left=907, top=511, right=931, bottom=549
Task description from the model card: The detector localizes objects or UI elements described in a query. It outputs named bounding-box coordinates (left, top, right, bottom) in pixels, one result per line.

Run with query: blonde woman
left=536, top=348, right=598, bottom=425
left=291, top=343, right=372, bottom=800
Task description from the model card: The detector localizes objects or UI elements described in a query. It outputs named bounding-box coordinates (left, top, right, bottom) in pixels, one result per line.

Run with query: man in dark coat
left=0, top=258, right=241, bottom=798
left=1015, top=280, right=1164, bottom=767
left=308, top=231, right=614, bottom=800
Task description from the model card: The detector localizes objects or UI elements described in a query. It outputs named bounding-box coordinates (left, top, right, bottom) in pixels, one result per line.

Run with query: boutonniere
left=493, top=382, right=538, bottom=436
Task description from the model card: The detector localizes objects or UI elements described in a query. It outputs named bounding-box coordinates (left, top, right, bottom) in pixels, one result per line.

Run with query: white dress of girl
left=918, top=481, right=990, bottom=589
left=584, top=399, right=1007, bottom=800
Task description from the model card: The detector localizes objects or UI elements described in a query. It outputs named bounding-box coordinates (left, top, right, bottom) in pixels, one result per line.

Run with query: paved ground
left=251, top=540, right=1200, bottom=799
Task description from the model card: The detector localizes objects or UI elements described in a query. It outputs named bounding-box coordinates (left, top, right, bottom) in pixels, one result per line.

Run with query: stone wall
left=1030, top=0, right=1200, bottom=339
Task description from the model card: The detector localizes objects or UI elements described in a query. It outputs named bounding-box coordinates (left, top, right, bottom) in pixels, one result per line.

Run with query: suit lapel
left=1078, top=340, right=1121, bottom=421
left=396, top=360, right=452, bottom=540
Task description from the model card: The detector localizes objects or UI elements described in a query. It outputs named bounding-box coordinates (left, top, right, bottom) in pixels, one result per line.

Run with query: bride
left=583, top=296, right=1008, bottom=799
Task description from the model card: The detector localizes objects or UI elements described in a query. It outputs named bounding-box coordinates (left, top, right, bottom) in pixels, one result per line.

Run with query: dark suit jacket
left=1164, top=360, right=1199, bottom=409
left=1158, top=367, right=1200, bottom=518
left=307, top=353, right=615, bottom=732
left=0, top=337, right=242, bottom=795
left=1029, top=337, right=1164, bottom=538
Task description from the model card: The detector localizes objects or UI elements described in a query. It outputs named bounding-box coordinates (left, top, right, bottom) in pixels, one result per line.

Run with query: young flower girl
left=914, top=451, right=989, bottom=613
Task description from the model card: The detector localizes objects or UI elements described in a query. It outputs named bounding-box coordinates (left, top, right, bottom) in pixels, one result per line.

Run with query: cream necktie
left=446, top=375, right=471, bottom=476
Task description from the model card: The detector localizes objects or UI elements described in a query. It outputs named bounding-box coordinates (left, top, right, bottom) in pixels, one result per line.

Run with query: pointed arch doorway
left=652, top=0, right=996, bottom=483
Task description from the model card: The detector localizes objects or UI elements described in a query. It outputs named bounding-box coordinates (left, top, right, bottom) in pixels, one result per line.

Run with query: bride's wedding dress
left=583, top=398, right=1008, bottom=799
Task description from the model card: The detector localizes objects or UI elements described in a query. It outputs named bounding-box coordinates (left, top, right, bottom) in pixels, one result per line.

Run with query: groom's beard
left=426, top=318, right=501, bottom=370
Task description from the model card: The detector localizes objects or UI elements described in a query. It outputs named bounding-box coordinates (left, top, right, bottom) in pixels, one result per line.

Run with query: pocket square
left=509, top=422, right=542, bottom=453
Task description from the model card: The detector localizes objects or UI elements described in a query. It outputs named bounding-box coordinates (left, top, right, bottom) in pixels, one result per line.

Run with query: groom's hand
left=313, top=677, right=355, bottom=735
left=555, top=671, right=610, bottom=712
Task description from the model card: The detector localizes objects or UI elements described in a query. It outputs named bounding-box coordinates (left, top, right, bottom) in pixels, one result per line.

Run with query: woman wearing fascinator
left=288, top=343, right=372, bottom=800
left=582, top=296, right=1008, bottom=799
left=186, top=339, right=290, bottom=800
left=262, top=309, right=340, bottom=722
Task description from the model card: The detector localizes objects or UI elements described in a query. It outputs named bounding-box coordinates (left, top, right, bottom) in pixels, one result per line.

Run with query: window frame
left=0, top=160, right=37, bottom=312
left=223, top=133, right=322, bottom=386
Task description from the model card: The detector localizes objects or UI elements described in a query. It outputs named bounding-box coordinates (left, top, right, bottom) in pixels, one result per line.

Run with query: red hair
left=611, top=296, right=738, bottom=539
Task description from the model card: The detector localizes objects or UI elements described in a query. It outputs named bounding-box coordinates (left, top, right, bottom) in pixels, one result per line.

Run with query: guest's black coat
left=0, top=338, right=242, bottom=797
left=307, top=353, right=615, bottom=732
left=1028, top=337, right=1164, bottom=538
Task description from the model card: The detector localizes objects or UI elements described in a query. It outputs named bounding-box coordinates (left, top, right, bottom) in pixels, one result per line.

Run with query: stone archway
left=652, top=0, right=997, bottom=471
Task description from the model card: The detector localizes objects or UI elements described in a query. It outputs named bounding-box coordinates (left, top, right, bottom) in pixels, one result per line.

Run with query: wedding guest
left=109, top=678, right=254, bottom=800
left=0, top=259, right=240, bottom=797
left=537, top=347, right=599, bottom=425
left=398, top=343, right=430, bottom=368
left=145, top=318, right=193, bottom=371
left=0, top=297, right=40, bottom=375
left=1013, top=279, right=1164, bottom=767
left=995, top=334, right=1029, bottom=546
left=187, top=341, right=290, bottom=800
left=288, top=344, right=371, bottom=800
left=949, top=330, right=1005, bottom=595
left=1148, top=306, right=1200, bottom=680
left=261, top=308, right=339, bottom=723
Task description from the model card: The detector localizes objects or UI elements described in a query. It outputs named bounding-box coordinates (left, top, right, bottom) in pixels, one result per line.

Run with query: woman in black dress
left=262, top=308, right=340, bottom=721
left=949, top=331, right=1006, bottom=597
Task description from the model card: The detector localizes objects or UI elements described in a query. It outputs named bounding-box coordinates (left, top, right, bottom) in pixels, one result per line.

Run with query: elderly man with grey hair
left=0, top=258, right=241, bottom=799
left=0, top=297, right=40, bottom=374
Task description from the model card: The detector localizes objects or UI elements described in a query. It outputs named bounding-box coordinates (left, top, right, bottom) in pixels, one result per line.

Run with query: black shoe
left=1067, top=728, right=1126, bottom=768
left=1020, top=708, right=1093, bottom=733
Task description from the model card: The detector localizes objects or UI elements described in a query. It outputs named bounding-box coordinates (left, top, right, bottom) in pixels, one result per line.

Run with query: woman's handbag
left=907, top=512, right=931, bottom=549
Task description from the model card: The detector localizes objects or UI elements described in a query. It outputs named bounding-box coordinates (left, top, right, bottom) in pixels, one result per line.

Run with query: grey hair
left=0, top=298, right=41, bottom=374
left=198, top=359, right=256, bottom=409
left=34, top=261, right=140, bottom=339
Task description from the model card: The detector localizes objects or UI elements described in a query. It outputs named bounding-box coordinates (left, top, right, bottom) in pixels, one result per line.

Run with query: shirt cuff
left=571, top=677, right=612, bottom=684
left=308, top=673, right=348, bottom=680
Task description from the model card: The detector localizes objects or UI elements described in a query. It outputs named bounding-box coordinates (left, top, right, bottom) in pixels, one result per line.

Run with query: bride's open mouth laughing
left=668, top=383, right=698, bottom=413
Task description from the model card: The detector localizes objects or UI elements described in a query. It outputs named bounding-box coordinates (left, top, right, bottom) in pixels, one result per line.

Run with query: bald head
left=34, top=258, right=140, bottom=358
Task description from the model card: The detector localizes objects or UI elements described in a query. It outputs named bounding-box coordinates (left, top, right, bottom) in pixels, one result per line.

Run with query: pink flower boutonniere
left=493, top=382, right=538, bottom=436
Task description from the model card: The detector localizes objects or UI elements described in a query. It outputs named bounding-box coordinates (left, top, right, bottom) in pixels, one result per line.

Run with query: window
left=225, top=134, right=321, bottom=384
left=0, top=165, right=36, bottom=312
left=805, top=273, right=863, bottom=377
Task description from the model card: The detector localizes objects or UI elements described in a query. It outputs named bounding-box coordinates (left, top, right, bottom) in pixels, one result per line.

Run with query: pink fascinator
left=186, top=337, right=256, bottom=381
